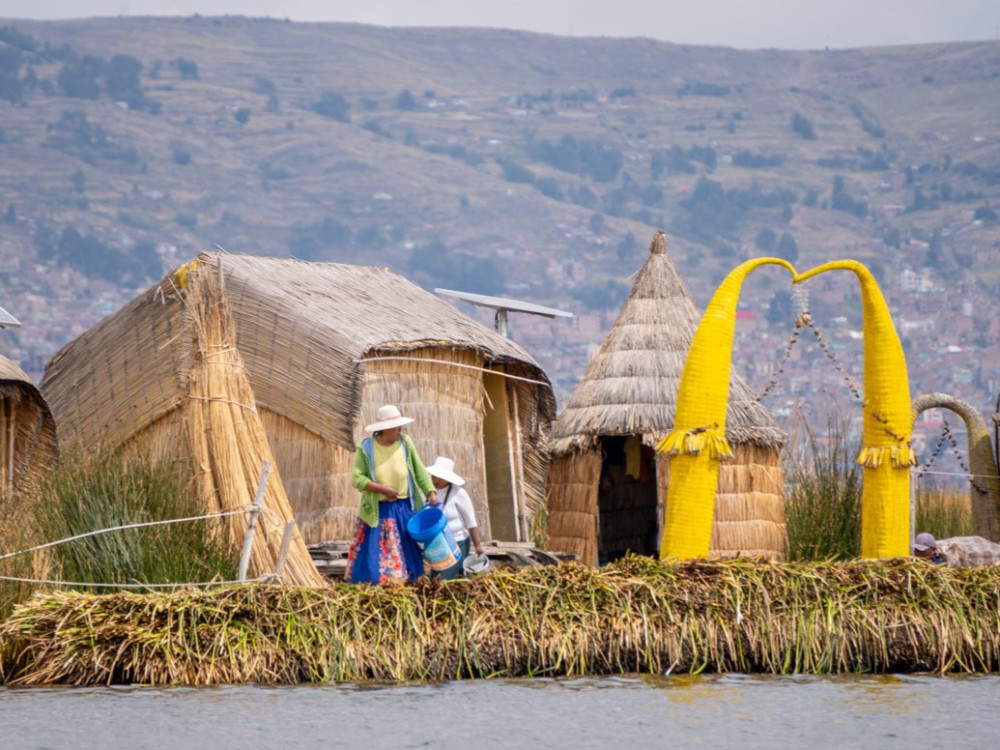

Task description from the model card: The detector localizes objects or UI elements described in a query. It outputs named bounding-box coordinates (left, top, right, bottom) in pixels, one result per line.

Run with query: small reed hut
left=41, top=252, right=555, bottom=579
left=0, top=355, right=58, bottom=494
left=545, top=231, right=788, bottom=566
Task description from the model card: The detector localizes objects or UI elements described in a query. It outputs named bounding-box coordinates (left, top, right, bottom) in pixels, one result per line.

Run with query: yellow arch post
left=795, top=261, right=914, bottom=558
left=657, top=257, right=795, bottom=559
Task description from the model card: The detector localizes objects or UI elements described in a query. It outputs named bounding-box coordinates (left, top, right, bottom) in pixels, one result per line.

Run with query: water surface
left=4, top=674, right=1000, bottom=749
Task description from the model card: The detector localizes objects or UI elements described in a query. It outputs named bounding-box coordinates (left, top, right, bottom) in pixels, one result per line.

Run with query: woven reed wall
left=40, top=282, right=191, bottom=451
left=0, top=378, right=58, bottom=493
left=512, top=376, right=549, bottom=519
left=550, top=439, right=786, bottom=564
left=259, top=408, right=356, bottom=544
left=712, top=443, right=786, bottom=560
left=357, top=348, right=493, bottom=539
left=546, top=451, right=601, bottom=566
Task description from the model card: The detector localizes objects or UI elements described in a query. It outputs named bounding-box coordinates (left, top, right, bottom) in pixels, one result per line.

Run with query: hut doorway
left=483, top=373, right=521, bottom=542
left=597, top=435, right=658, bottom=564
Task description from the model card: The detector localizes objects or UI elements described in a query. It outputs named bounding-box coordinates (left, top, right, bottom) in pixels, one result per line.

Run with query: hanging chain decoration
left=756, top=282, right=863, bottom=403
left=913, top=417, right=986, bottom=494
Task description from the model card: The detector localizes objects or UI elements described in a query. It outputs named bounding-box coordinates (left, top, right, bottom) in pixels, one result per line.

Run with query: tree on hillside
left=777, top=232, right=799, bottom=263
left=791, top=112, right=816, bottom=140
left=755, top=227, right=777, bottom=253
left=831, top=176, right=867, bottom=217
left=175, top=58, right=199, bottom=79
left=58, top=55, right=104, bottom=99
left=395, top=88, right=417, bottom=111
left=104, top=54, right=144, bottom=107
left=0, top=45, right=24, bottom=103
left=311, top=91, right=350, bottom=122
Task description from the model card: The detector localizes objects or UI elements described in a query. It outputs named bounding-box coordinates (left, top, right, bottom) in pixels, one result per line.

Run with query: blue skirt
left=345, top=499, right=425, bottom=584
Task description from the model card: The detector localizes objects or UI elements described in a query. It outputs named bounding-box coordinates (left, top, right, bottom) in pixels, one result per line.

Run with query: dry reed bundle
left=3, top=556, right=999, bottom=686
left=182, top=266, right=324, bottom=587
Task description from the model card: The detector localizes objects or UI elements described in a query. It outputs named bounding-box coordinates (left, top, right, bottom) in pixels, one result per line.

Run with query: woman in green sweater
left=345, top=404, right=438, bottom=584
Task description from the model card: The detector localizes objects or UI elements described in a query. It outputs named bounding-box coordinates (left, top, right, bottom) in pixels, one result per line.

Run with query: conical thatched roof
left=550, top=231, right=785, bottom=456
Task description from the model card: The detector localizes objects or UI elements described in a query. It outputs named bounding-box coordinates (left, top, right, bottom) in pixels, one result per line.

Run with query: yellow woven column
left=658, top=258, right=795, bottom=559
left=795, top=261, right=914, bottom=558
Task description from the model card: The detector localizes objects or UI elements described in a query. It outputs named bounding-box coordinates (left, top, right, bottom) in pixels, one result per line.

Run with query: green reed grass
left=0, top=449, right=235, bottom=616
left=784, top=414, right=862, bottom=561
left=914, top=478, right=973, bottom=539
left=2, top=556, right=999, bottom=686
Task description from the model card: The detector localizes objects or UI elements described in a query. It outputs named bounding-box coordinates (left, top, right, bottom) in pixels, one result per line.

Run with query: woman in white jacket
left=425, top=456, right=484, bottom=580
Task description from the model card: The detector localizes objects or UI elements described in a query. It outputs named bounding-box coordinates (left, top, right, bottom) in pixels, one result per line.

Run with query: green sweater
left=351, top=434, right=436, bottom=528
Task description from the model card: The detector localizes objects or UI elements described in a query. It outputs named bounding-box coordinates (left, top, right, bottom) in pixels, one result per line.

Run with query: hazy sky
left=2, top=0, right=999, bottom=50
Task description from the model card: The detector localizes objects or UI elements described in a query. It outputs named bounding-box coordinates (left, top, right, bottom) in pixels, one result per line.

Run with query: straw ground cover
left=2, top=555, right=999, bottom=686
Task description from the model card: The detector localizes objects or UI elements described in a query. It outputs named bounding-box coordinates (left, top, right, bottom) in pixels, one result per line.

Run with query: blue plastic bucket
left=406, top=506, right=462, bottom=571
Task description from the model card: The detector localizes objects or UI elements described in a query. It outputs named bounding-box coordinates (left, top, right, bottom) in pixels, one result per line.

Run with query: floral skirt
left=345, top=499, right=425, bottom=584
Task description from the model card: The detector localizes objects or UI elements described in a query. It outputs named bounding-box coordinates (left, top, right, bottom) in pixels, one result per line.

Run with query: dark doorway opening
left=597, top=435, right=658, bottom=565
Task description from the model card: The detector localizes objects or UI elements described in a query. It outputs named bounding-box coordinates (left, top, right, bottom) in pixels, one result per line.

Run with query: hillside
left=1, top=17, right=999, bottom=426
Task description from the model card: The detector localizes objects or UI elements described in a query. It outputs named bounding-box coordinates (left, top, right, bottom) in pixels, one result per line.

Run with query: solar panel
left=434, top=288, right=574, bottom=319
left=435, top=288, right=573, bottom=338
left=0, top=305, right=20, bottom=328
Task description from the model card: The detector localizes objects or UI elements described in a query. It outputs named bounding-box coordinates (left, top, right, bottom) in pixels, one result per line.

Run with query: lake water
left=4, top=674, right=1000, bottom=749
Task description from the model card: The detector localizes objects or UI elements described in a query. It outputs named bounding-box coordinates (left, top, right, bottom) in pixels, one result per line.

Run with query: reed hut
left=546, top=231, right=788, bottom=566
left=41, top=252, right=555, bottom=578
left=0, top=356, right=57, bottom=494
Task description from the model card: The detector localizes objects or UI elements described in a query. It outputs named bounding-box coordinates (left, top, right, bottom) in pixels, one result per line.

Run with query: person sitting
left=424, top=456, right=484, bottom=580
left=913, top=531, right=1000, bottom=568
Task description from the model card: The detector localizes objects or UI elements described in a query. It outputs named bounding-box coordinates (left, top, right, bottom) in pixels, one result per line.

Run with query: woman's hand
left=379, top=484, right=398, bottom=500
left=427, top=491, right=439, bottom=506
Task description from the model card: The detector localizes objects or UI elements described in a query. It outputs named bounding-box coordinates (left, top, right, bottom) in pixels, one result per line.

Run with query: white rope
left=0, top=508, right=251, bottom=562
left=911, top=468, right=997, bottom=480
left=355, top=355, right=550, bottom=387
left=0, top=574, right=263, bottom=589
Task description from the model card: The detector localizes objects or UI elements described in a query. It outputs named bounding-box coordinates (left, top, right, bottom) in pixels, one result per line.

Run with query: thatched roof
left=0, top=356, right=52, bottom=419
left=0, top=354, right=58, bottom=488
left=550, top=231, right=786, bottom=456
left=204, top=252, right=555, bottom=448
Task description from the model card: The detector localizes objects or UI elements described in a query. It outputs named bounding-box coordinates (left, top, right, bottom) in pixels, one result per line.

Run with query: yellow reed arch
left=658, top=258, right=914, bottom=560
left=796, top=261, right=914, bottom=558
left=657, top=257, right=795, bottom=559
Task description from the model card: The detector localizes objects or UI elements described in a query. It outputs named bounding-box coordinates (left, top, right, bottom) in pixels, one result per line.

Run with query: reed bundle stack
left=2, top=556, right=998, bottom=686
left=547, top=231, right=787, bottom=566
left=0, top=355, right=57, bottom=494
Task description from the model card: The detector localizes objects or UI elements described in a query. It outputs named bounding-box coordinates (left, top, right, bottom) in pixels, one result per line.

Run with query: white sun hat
left=364, top=404, right=415, bottom=433
left=425, top=456, right=466, bottom=486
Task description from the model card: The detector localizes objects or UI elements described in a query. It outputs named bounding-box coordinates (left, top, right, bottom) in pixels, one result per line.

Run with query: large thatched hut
left=41, top=252, right=555, bottom=580
left=0, top=355, right=58, bottom=494
left=545, top=231, right=787, bottom=566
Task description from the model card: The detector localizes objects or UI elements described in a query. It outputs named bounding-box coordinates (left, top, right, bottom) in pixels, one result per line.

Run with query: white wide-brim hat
left=364, top=404, right=415, bottom=433
left=425, top=456, right=465, bottom=486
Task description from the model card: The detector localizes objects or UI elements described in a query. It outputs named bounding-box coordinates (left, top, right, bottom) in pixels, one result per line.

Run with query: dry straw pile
left=2, top=556, right=998, bottom=686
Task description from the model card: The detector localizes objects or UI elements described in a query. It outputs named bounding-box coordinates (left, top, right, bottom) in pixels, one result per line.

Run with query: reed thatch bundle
left=183, top=266, right=325, bottom=586
left=2, top=556, right=998, bottom=686
left=547, top=232, right=787, bottom=564
left=0, top=356, right=58, bottom=493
